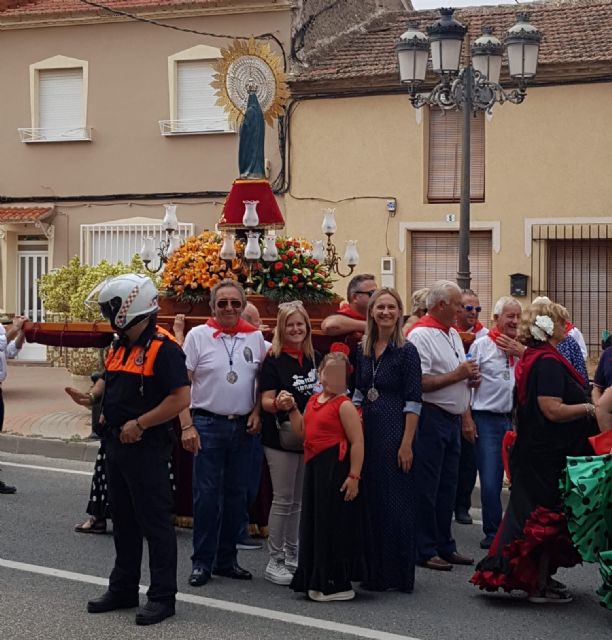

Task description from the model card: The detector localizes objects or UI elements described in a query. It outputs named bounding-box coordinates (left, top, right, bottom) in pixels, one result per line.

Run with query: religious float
left=23, top=39, right=360, bottom=524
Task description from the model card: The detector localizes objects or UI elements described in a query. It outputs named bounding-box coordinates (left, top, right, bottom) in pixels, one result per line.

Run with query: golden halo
left=211, top=38, right=290, bottom=127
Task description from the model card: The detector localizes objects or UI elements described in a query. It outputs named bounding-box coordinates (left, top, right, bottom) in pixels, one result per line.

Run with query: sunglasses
left=216, top=299, right=242, bottom=309
left=356, top=290, right=376, bottom=297
left=464, top=305, right=482, bottom=312
left=278, top=300, right=305, bottom=310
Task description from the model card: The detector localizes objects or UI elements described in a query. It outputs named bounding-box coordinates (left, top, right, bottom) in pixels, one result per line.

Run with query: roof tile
left=0, top=206, right=54, bottom=222
left=295, top=0, right=612, bottom=83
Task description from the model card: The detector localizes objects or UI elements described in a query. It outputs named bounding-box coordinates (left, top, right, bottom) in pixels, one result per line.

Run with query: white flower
left=529, top=314, right=555, bottom=342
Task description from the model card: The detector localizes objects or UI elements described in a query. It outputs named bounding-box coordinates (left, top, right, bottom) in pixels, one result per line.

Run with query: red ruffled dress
left=290, top=393, right=367, bottom=596
left=471, top=344, right=595, bottom=595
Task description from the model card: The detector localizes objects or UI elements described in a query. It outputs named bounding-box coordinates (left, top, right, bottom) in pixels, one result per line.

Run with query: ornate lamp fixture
left=140, top=204, right=183, bottom=273
left=312, top=208, right=359, bottom=278
left=395, top=9, right=541, bottom=289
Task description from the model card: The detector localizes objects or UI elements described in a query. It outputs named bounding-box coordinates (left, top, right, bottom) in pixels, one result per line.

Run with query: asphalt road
left=0, top=452, right=610, bottom=640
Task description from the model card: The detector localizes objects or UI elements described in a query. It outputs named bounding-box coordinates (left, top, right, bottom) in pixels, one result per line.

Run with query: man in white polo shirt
left=183, top=280, right=266, bottom=587
left=407, top=280, right=479, bottom=571
left=469, top=296, right=523, bottom=550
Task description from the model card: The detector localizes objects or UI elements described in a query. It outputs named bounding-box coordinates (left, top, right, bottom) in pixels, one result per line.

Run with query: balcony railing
left=18, top=127, right=93, bottom=143
left=158, top=118, right=235, bottom=136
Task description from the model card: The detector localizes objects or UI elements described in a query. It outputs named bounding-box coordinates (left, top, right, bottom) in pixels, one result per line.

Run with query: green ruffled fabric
left=561, top=453, right=612, bottom=609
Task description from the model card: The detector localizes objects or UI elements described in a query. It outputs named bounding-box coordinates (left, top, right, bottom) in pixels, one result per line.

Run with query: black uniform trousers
left=104, top=430, right=177, bottom=603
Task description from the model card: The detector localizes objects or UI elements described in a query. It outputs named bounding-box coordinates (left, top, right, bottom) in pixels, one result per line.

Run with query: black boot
left=0, top=480, right=16, bottom=494
left=87, top=590, right=139, bottom=613
left=135, top=600, right=176, bottom=626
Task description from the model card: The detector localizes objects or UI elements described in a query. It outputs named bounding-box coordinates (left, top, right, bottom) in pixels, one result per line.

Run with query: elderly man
left=468, top=297, right=523, bottom=549
left=407, top=280, right=478, bottom=571
left=183, top=280, right=266, bottom=587
left=453, top=289, right=488, bottom=525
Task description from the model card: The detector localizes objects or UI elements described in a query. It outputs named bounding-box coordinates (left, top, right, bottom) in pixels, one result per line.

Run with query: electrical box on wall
left=380, top=256, right=395, bottom=289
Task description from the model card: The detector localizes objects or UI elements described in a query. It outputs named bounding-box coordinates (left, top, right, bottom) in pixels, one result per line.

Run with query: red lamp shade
left=218, top=179, right=285, bottom=229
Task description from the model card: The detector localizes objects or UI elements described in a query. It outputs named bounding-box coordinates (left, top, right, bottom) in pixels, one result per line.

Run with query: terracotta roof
left=0, top=206, right=54, bottom=223
left=294, top=0, right=612, bottom=87
left=0, top=0, right=262, bottom=17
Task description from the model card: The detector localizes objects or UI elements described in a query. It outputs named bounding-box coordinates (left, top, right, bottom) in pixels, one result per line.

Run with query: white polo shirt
left=409, top=326, right=470, bottom=415
left=469, top=335, right=515, bottom=414
left=183, top=324, right=267, bottom=416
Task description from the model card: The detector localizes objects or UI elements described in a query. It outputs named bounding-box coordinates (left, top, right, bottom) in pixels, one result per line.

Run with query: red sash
left=280, top=346, right=304, bottom=367
left=206, top=318, right=258, bottom=339
left=336, top=303, right=366, bottom=322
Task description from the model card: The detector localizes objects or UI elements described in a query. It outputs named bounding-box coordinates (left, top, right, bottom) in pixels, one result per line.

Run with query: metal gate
left=17, top=250, right=48, bottom=361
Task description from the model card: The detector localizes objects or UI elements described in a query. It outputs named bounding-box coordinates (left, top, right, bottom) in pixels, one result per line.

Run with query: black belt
left=472, top=409, right=513, bottom=419
left=192, top=408, right=247, bottom=421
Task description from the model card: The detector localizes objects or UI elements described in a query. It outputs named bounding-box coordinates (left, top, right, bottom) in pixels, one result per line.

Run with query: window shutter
left=176, top=60, right=230, bottom=132
left=410, top=231, right=492, bottom=322
left=39, top=68, right=83, bottom=138
left=427, top=109, right=485, bottom=202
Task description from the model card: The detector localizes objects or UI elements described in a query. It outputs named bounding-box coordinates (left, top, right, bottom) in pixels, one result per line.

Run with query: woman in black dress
left=354, top=287, right=422, bottom=592
left=471, top=301, right=597, bottom=603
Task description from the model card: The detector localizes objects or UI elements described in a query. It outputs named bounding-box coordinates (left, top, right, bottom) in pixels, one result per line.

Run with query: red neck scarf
left=337, top=303, right=366, bottom=322
left=206, top=318, right=257, bottom=339
left=565, top=320, right=575, bottom=335
left=487, top=327, right=515, bottom=366
left=281, top=346, right=304, bottom=367
left=515, top=342, right=585, bottom=405
left=455, top=320, right=485, bottom=334
left=406, top=313, right=452, bottom=335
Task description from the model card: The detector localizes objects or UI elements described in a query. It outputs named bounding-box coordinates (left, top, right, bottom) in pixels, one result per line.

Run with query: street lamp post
left=396, top=9, right=541, bottom=290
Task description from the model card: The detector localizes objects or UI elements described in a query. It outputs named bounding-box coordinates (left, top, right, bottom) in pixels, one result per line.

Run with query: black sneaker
left=455, top=510, right=473, bottom=525
left=0, top=480, right=16, bottom=494
left=87, top=590, right=139, bottom=613
left=135, top=600, right=175, bottom=626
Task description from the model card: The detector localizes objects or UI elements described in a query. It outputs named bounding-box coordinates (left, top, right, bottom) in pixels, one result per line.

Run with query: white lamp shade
left=162, top=204, right=179, bottom=232
left=472, top=53, right=502, bottom=84
left=431, top=38, right=462, bottom=74
left=220, top=233, right=237, bottom=260
left=312, top=240, right=326, bottom=262
left=244, top=232, right=261, bottom=260
left=344, top=240, right=359, bottom=267
left=140, top=237, right=156, bottom=262
left=321, top=208, right=337, bottom=235
left=398, top=48, right=429, bottom=84
left=242, top=200, right=260, bottom=227
left=167, top=235, right=183, bottom=256
left=507, top=42, right=540, bottom=79
left=262, top=235, right=279, bottom=262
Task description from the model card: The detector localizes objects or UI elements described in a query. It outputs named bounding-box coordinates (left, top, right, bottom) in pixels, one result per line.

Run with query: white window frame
left=160, top=44, right=235, bottom=136
left=19, top=55, right=91, bottom=143
left=80, top=218, right=195, bottom=267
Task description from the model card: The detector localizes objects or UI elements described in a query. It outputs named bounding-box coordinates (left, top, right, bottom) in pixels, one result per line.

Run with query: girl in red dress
left=288, top=350, right=366, bottom=602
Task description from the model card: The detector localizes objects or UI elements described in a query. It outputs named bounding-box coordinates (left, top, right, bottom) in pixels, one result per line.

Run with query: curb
left=0, top=434, right=99, bottom=463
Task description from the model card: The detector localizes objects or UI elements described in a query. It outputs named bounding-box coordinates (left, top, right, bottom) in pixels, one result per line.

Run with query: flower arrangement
left=255, top=237, right=335, bottom=303
left=161, top=231, right=243, bottom=302
left=161, top=232, right=335, bottom=304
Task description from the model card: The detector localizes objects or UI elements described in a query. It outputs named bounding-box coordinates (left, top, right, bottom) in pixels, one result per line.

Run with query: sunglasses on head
left=464, top=305, right=482, bottom=312
left=216, top=299, right=242, bottom=309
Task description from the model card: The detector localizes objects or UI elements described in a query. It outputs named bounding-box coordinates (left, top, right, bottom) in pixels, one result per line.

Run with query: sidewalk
left=0, top=362, right=98, bottom=462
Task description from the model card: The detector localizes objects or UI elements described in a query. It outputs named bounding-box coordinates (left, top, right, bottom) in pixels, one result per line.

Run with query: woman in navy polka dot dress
left=354, top=288, right=422, bottom=592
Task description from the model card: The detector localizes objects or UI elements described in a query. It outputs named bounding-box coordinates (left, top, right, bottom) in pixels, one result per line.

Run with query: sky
left=411, top=0, right=530, bottom=8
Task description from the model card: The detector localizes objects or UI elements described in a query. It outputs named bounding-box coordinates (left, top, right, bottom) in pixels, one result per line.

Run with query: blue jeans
left=237, top=434, right=264, bottom=541
left=472, top=410, right=513, bottom=538
left=413, top=403, right=461, bottom=563
left=191, top=414, right=254, bottom=572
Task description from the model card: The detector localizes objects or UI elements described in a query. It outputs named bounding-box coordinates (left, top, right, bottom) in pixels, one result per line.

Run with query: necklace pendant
left=502, top=370, right=510, bottom=381
left=367, top=387, right=379, bottom=402
left=226, top=371, right=239, bottom=384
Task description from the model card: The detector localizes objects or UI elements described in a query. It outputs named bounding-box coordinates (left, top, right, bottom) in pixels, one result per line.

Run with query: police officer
left=66, top=274, right=190, bottom=626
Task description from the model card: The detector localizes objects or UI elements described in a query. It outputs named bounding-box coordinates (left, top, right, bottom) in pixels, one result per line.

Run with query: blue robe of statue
left=238, top=92, right=265, bottom=179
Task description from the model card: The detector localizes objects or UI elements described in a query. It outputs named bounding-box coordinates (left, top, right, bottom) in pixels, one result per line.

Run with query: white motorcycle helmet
left=87, top=274, right=159, bottom=331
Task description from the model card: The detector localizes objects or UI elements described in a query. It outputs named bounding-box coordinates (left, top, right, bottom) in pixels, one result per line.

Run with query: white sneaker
left=264, top=558, right=293, bottom=586
left=308, top=589, right=355, bottom=602
left=285, top=553, right=298, bottom=573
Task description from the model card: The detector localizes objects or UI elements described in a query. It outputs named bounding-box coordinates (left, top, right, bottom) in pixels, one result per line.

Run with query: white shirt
left=408, top=326, right=470, bottom=415
left=568, top=327, right=588, bottom=359
left=0, top=324, right=21, bottom=383
left=469, top=334, right=515, bottom=414
left=183, top=324, right=267, bottom=416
